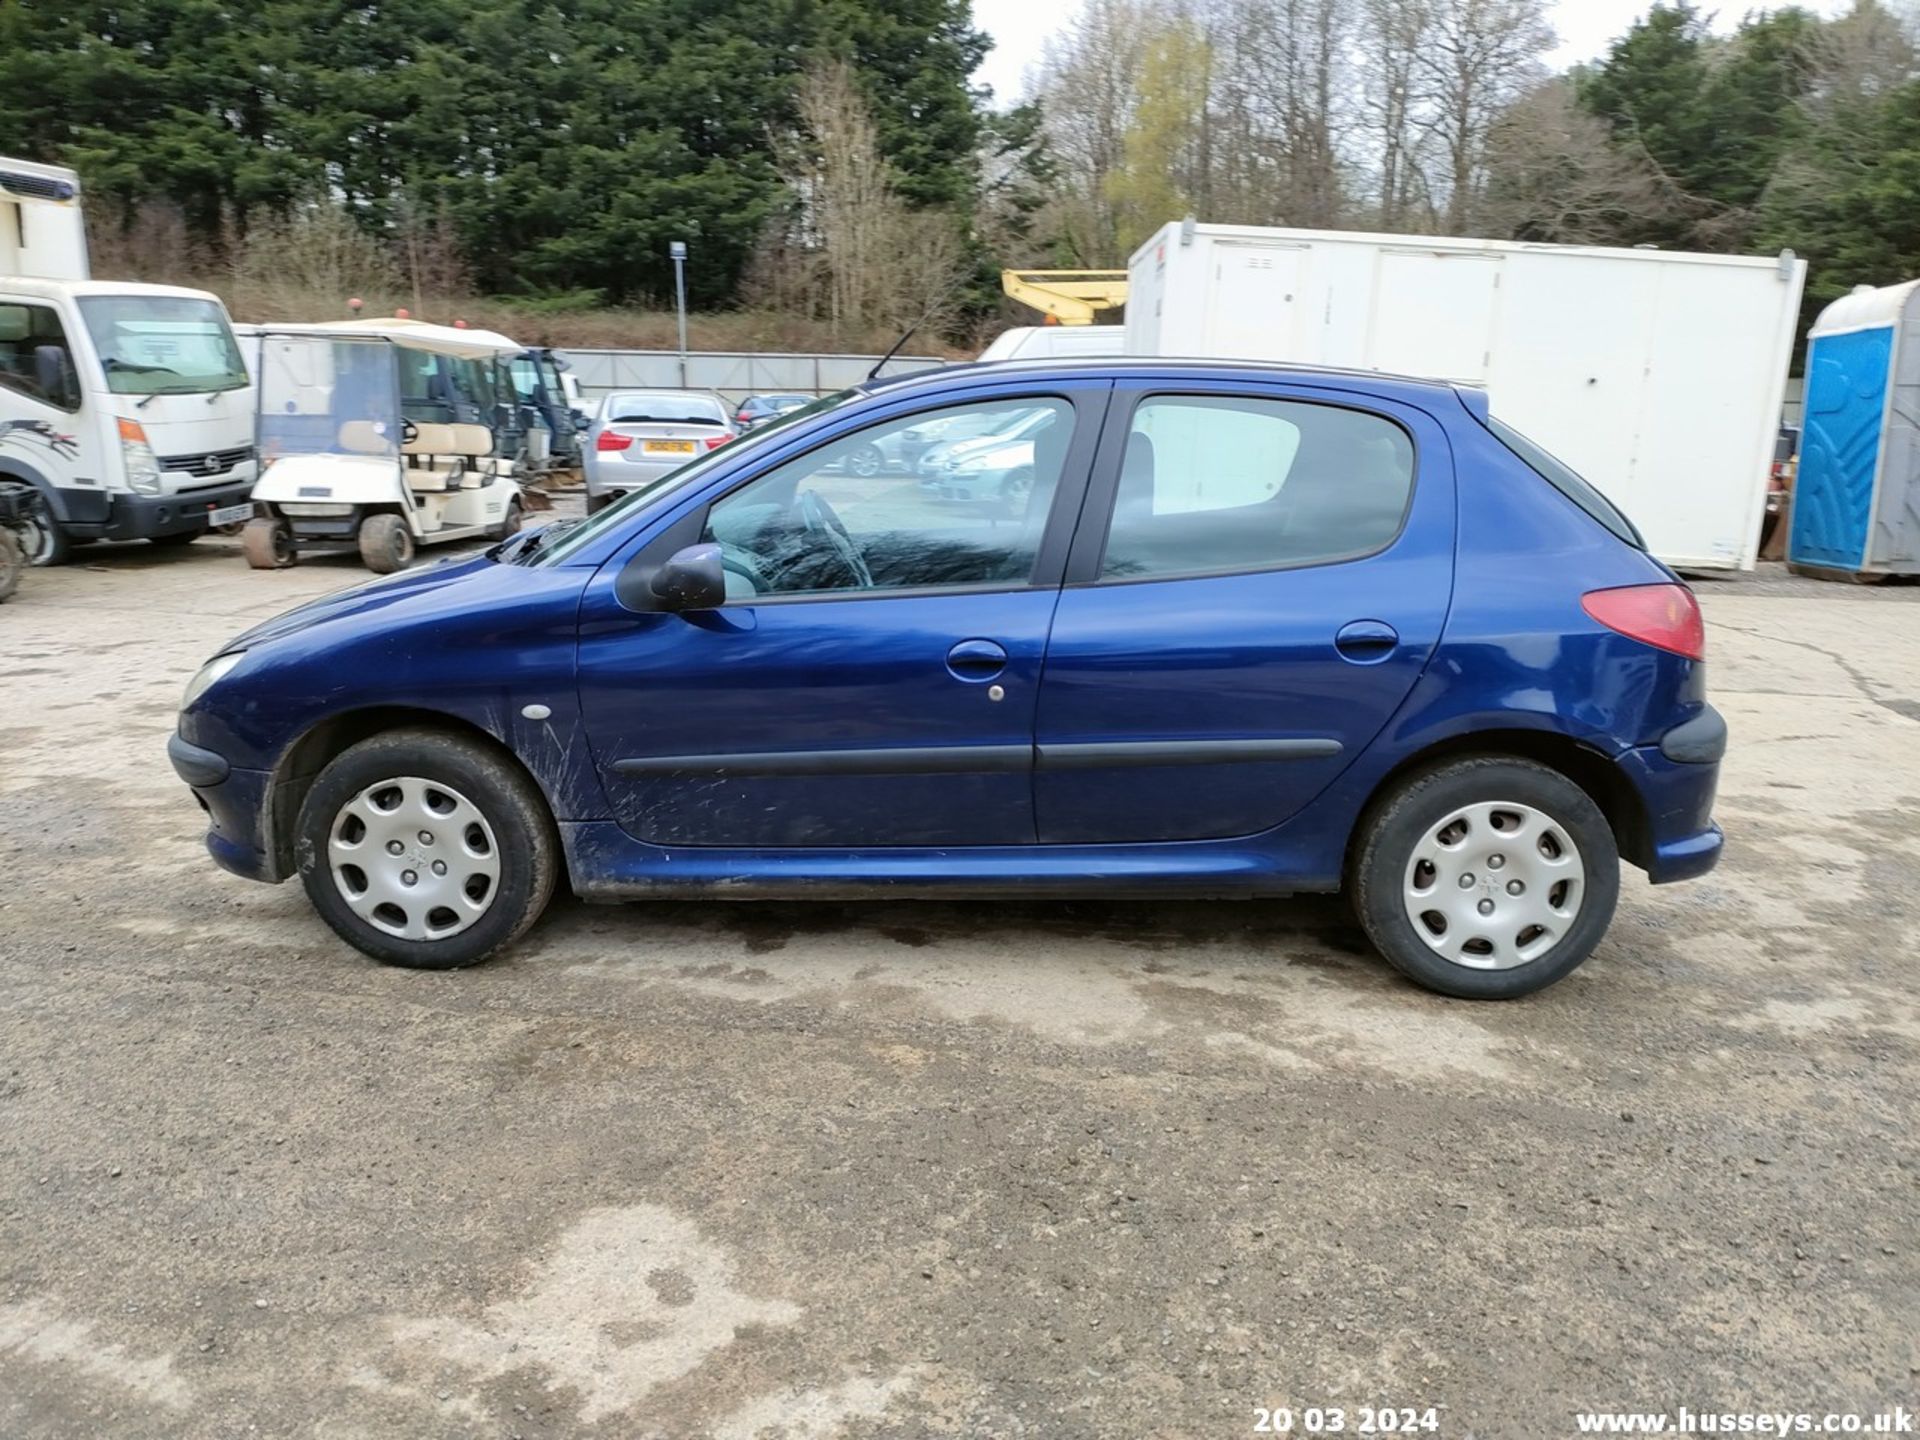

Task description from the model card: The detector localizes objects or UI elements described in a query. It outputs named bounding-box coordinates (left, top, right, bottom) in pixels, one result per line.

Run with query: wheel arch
left=263, top=705, right=565, bottom=883
left=1348, top=728, right=1653, bottom=877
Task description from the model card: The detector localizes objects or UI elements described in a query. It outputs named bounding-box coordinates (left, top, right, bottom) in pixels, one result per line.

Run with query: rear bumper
left=168, top=733, right=283, bottom=883
left=1618, top=713, right=1725, bottom=884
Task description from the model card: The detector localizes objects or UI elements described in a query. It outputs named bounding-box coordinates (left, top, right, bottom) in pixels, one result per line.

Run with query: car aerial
left=583, top=388, right=735, bottom=512
left=733, top=393, right=813, bottom=432
left=170, top=359, right=1724, bottom=1001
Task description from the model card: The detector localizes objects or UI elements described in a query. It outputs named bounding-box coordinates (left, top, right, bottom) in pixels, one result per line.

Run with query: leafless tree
left=1418, top=0, right=1557, bottom=232
left=767, top=62, right=971, bottom=340
left=1031, top=0, right=1151, bottom=262
left=1477, top=78, right=1688, bottom=243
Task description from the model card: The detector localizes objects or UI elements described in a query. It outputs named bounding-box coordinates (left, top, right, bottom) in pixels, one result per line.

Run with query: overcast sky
left=970, top=0, right=1859, bottom=105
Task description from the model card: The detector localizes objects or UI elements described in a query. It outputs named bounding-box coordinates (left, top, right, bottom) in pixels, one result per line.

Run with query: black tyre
left=19, top=504, right=70, bottom=567
left=242, top=516, right=296, bottom=569
left=495, top=496, right=524, bottom=541
left=357, top=512, right=415, bottom=573
left=1351, top=756, right=1620, bottom=1000
left=846, top=442, right=884, bottom=478
left=296, top=728, right=560, bottom=969
left=149, top=529, right=201, bottom=548
left=0, top=528, right=20, bottom=601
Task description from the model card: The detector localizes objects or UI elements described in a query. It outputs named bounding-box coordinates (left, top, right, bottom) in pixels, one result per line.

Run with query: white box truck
left=2, top=157, right=257, bottom=565
left=1126, top=220, right=1808, bottom=570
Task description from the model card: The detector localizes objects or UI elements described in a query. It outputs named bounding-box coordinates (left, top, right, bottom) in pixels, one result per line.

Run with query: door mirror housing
left=650, top=542, right=728, bottom=611
left=33, top=344, right=76, bottom=408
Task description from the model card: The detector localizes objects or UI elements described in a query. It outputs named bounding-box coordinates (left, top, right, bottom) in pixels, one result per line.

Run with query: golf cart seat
left=402, top=422, right=464, bottom=492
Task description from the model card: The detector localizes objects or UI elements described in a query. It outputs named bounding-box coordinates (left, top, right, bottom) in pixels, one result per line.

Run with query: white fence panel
left=557, top=349, right=947, bottom=405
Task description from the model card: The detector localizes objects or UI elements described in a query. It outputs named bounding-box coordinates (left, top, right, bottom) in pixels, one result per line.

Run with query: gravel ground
left=1, top=536, right=1916, bottom=1439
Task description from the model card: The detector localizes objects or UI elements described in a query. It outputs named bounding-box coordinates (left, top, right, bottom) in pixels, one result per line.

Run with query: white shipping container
left=0, top=158, right=88, bottom=281
left=1126, top=221, right=1808, bottom=570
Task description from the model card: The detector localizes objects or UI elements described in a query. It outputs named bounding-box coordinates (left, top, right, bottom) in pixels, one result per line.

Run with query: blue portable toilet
left=1790, top=280, right=1920, bottom=578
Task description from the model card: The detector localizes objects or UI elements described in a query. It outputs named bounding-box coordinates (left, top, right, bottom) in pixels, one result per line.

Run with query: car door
left=575, top=383, right=1108, bottom=848
left=1033, top=381, right=1456, bottom=844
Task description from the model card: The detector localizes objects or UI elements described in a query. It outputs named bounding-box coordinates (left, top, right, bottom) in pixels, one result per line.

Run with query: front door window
left=703, top=397, right=1077, bottom=601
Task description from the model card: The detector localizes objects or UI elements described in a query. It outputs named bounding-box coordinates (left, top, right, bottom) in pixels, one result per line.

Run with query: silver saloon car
left=584, top=389, right=738, bottom=510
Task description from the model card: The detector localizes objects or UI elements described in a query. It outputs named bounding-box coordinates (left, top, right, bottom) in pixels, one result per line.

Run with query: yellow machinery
left=999, top=270, right=1129, bottom=326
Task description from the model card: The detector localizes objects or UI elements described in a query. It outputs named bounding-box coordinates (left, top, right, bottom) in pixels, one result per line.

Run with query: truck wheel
left=1350, top=756, right=1620, bottom=1000
left=0, top=529, right=21, bottom=601
left=357, top=513, right=415, bottom=573
left=19, top=506, right=70, bottom=567
left=296, top=728, right=560, bottom=969
left=242, top=516, right=296, bottom=570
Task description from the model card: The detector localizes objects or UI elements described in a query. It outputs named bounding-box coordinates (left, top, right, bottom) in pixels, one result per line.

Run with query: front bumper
left=168, top=732, right=283, bottom=883
left=66, top=478, right=257, bottom=542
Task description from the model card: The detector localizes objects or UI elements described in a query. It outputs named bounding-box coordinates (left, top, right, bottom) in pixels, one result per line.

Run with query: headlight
left=119, top=417, right=163, bottom=495
left=182, top=651, right=245, bottom=711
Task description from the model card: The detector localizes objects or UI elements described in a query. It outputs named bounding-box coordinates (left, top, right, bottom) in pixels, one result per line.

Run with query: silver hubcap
left=1402, top=801, right=1585, bottom=970
left=327, top=777, right=500, bottom=941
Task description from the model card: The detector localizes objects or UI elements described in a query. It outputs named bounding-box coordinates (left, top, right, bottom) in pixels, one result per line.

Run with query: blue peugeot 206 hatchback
left=171, top=360, right=1725, bottom=999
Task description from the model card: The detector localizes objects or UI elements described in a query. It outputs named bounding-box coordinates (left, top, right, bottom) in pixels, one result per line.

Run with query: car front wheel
left=296, top=729, right=560, bottom=969
left=1351, top=756, right=1620, bottom=999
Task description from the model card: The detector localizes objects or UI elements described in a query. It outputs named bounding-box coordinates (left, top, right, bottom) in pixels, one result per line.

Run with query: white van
left=978, top=325, right=1125, bottom=363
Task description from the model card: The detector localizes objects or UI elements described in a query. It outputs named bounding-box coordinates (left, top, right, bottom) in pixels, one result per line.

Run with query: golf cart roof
left=260, top=316, right=524, bottom=361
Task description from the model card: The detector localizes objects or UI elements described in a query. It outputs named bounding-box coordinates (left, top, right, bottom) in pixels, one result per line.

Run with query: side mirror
left=650, top=542, right=727, bottom=611
left=33, top=344, right=74, bottom=407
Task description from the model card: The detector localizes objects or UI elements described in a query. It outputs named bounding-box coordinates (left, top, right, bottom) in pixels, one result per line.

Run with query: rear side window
left=1487, top=416, right=1644, bottom=549
left=1100, top=395, right=1415, bottom=580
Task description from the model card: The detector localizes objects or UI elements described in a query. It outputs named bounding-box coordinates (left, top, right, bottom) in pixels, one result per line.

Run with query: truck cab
left=2, top=160, right=257, bottom=565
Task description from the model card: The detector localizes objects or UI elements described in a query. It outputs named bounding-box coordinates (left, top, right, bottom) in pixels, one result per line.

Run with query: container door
left=1367, top=251, right=1502, bottom=383
left=1203, top=243, right=1308, bottom=360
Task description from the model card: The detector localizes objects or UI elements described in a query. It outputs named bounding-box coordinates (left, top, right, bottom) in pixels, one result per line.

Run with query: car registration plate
left=643, top=439, right=696, bottom=455
left=208, top=503, right=253, bottom=526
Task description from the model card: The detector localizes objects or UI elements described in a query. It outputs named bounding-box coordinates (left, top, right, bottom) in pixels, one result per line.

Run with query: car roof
left=861, top=356, right=1471, bottom=408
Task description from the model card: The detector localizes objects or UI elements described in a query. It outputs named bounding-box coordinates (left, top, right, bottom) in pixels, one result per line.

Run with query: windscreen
left=605, top=393, right=727, bottom=425
left=256, top=335, right=400, bottom=463
left=77, top=295, right=248, bottom=397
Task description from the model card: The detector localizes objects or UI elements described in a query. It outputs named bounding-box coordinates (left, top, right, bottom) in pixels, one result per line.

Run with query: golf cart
left=243, top=320, right=524, bottom=573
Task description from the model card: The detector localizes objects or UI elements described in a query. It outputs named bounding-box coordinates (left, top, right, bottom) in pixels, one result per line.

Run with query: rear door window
left=1099, top=395, right=1415, bottom=580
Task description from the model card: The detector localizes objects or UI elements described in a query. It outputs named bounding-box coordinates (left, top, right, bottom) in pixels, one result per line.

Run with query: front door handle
left=946, top=638, right=1008, bottom=681
left=1334, top=619, right=1399, bottom=664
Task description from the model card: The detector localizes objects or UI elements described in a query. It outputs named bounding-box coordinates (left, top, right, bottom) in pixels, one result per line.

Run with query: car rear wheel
left=357, top=513, right=414, bottom=573
left=296, top=729, right=559, bottom=969
left=1351, top=756, right=1619, bottom=999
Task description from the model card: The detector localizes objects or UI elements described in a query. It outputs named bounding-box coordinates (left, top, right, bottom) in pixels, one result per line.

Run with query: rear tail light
left=735, top=411, right=753, bottom=424
left=1582, top=583, right=1705, bottom=660
left=595, top=431, right=633, bottom=452
left=704, top=435, right=730, bottom=451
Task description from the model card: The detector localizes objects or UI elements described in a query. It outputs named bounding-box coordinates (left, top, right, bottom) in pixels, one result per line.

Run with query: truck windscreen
left=77, top=295, right=248, bottom=397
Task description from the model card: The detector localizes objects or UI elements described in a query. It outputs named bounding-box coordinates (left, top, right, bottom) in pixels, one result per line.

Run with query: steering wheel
left=798, top=489, right=874, bottom=589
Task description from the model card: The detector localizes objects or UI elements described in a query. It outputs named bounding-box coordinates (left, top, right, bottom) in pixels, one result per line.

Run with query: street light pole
left=669, top=240, right=689, bottom=388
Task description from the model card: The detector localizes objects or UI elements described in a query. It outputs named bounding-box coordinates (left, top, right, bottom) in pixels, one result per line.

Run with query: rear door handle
left=1334, top=619, right=1399, bottom=663
left=946, top=638, right=1008, bottom=681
